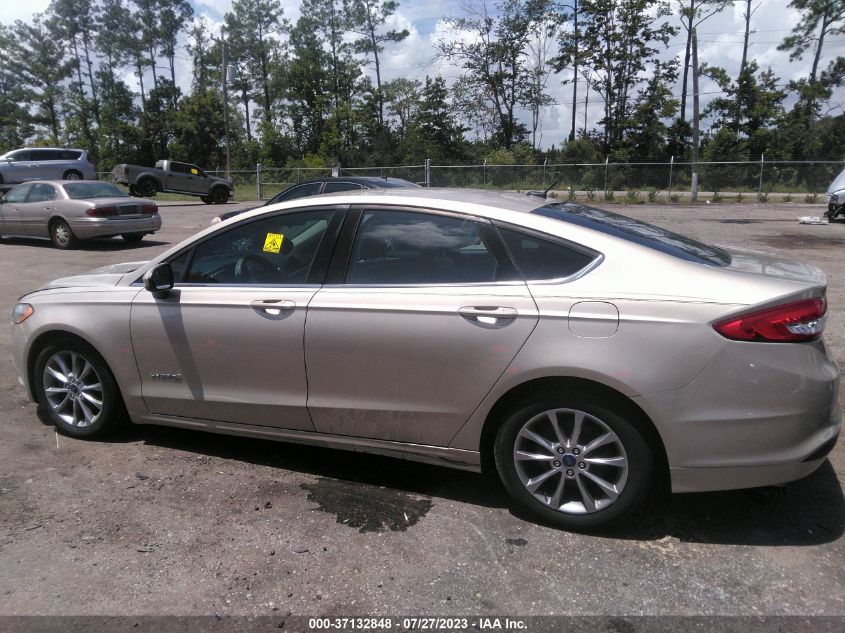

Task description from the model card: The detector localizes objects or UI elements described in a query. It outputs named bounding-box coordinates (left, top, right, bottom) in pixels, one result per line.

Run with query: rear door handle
left=251, top=299, right=296, bottom=315
left=458, top=306, right=518, bottom=327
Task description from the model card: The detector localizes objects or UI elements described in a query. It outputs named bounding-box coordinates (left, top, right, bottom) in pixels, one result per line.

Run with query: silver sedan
left=10, top=189, right=841, bottom=530
left=0, top=180, right=161, bottom=248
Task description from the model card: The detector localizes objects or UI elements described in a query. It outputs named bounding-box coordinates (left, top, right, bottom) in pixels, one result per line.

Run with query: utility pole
left=691, top=27, right=700, bottom=202
left=212, top=28, right=232, bottom=180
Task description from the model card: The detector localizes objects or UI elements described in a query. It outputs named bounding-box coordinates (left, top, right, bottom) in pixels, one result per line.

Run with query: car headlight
left=12, top=303, right=33, bottom=324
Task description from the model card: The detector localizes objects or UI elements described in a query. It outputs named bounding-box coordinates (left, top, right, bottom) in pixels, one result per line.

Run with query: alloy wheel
left=512, top=408, right=628, bottom=514
left=41, top=350, right=104, bottom=427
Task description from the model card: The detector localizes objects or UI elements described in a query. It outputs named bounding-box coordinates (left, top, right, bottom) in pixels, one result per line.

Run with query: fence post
left=667, top=156, right=674, bottom=200
left=604, top=156, right=609, bottom=193
left=256, top=163, right=262, bottom=201
left=425, top=158, right=431, bottom=187
left=483, top=158, right=487, bottom=185
left=543, top=158, right=547, bottom=187
left=758, top=153, right=764, bottom=199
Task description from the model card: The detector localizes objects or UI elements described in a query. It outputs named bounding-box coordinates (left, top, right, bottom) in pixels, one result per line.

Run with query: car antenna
left=525, top=173, right=561, bottom=199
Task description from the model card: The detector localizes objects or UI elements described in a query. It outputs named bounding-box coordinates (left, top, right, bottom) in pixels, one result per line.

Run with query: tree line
left=0, top=0, right=843, bottom=175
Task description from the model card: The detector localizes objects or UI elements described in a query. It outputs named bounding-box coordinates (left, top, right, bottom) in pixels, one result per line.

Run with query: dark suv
left=211, top=176, right=420, bottom=224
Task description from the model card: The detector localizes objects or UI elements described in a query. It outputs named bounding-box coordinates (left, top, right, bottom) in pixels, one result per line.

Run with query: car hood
left=39, top=261, right=147, bottom=290
left=827, top=167, right=845, bottom=194
left=720, top=246, right=827, bottom=287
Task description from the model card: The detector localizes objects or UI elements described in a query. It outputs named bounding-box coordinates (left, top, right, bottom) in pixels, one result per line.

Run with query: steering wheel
left=234, top=253, right=278, bottom=283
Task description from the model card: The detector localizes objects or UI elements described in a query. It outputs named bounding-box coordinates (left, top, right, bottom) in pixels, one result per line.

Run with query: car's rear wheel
left=136, top=179, right=157, bottom=198
left=211, top=187, right=228, bottom=204
left=50, top=219, right=78, bottom=249
left=34, top=338, right=125, bottom=438
left=494, top=396, right=653, bottom=531
left=121, top=233, right=144, bottom=243
left=200, top=195, right=212, bottom=204
left=62, top=170, right=83, bottom=180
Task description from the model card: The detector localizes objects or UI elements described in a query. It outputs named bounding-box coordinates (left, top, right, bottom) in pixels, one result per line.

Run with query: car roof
left=283, top=176, right=418, bottom=187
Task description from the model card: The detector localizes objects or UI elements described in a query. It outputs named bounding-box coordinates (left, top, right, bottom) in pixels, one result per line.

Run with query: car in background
left=826, top=167, right=845, bottom=221
left=211, top=176, right=420, bottom=224
left=0, top=148, right=97, bottom=186
left=0, top=180, right=160, bottom=249
left=10, top=189, right=839, bottom=531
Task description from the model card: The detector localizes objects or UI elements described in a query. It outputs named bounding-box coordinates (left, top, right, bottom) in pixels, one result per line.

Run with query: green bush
left=712, top=192, right=723, bottom=203
left=647, top=187, right=657, bottom=203
left=805, top=193, right=819, bottom=204
left=586, top=187, right=596, bottom=202
left=604, top=189, right=615, bottom=202
left=670, top=193, right=681, bottom=203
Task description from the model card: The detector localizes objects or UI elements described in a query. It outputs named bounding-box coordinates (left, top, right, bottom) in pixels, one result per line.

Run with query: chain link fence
left=100, top=158, right=844, bottom=202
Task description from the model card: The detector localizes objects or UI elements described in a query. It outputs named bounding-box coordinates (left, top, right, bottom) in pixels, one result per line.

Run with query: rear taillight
left=87, top=205, right=117, bottom=217
left=713, top=298, right=826, bottom=342
left=142, top=203, right=158, bottom=214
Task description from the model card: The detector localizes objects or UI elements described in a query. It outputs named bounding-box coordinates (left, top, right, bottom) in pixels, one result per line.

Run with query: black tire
left=200, top=195, right=212, bottom=204
left=128, top=185, right=139, bottom=196
left=34, top=337, right=126, bottom=439
left=50, top=218, right=78, bottom=249
left=136, top=179, right=157, bottom=198
left=121, top=233, right=144, bottom=243
left=211, top=187, right=228, bottom=204
left=494, top=395, right=654, bottom=531
left=62, top=170, right=83, bottom=180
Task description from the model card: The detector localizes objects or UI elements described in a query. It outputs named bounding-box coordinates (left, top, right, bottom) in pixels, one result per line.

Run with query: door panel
left=131, top=286, right=318, bottom=429
left=130, top=207, right=342, bottom=429
left=304, top=207, right=538, bottom=446
left=305, top=285, right=537, bottom=444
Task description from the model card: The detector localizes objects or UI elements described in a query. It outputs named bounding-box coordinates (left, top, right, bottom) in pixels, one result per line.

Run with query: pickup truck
left=112, top=159, right=234, bottom=204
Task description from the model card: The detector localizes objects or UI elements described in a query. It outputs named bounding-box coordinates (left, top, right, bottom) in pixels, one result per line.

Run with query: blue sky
left=2, top=0, right=844, bottom=149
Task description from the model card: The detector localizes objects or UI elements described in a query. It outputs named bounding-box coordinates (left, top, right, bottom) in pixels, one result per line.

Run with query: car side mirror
left=143, top=263, right=174, bottom=297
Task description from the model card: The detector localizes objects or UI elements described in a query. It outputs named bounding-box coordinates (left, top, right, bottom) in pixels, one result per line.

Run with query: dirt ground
left=0, top=200, right=843, bottom=618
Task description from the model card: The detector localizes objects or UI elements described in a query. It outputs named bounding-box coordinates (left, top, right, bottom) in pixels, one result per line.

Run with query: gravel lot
left=0, top=200, right=842, bottom=618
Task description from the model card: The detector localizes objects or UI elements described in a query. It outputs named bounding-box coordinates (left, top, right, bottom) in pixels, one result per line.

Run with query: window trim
left=326, top=204, right=525, bottom=289
left=493, top=220, right=604, bottom=285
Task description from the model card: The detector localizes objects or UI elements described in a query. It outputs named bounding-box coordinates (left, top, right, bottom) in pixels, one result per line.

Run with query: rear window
left=60, top=150, right=82, bottom=160
left=533, top=203, right=731, bottom=266
left=64, top=182, right=128, bottom=199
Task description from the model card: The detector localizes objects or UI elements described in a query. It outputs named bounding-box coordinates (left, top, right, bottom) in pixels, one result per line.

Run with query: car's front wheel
left=200, top=195, right=212, bottom=204
left=494, top=396, right=654, bottom=531
left=34, top=338, right=125, bottom=438
left=211, top=187, right=229, bottom=204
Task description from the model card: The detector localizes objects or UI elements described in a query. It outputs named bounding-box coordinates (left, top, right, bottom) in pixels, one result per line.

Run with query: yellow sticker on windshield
left=263, top=233, right=284, bottom=254
left=191, top=168, right=198, bottom=175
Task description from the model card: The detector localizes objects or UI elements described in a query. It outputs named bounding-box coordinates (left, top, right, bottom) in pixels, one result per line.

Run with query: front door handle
left=458, top=306, right=518, bottom=327
left=251, top=299, right=296, bottom=315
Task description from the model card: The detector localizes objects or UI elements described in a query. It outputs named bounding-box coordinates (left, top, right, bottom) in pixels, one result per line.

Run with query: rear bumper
left=670, top=429, right=839, bottom=493
left=68, top=215, right=161, bottom=239
left=637, top=338, right=841, bottom=493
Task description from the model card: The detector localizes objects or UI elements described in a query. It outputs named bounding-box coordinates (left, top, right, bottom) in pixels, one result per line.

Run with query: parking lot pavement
left=0, top=201, right=842, bottom=617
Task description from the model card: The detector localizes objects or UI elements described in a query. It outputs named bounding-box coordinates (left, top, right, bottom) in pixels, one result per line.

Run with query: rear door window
left=346, top=209, right=518, bottom=285
left=27, top=183, right=57, bottom=203
left=29, top=150, right=58, bottom=161
left=60, top=150, right=82, bottom=160
left=323, top=182, right=363, bottom=193
left=277, top=182, right=323, bottom=201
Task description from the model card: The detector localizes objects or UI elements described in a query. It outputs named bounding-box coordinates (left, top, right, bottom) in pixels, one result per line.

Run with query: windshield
left=63, top=182, right=129, bottom=199
left=533, top=202, right=731, bottom=267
